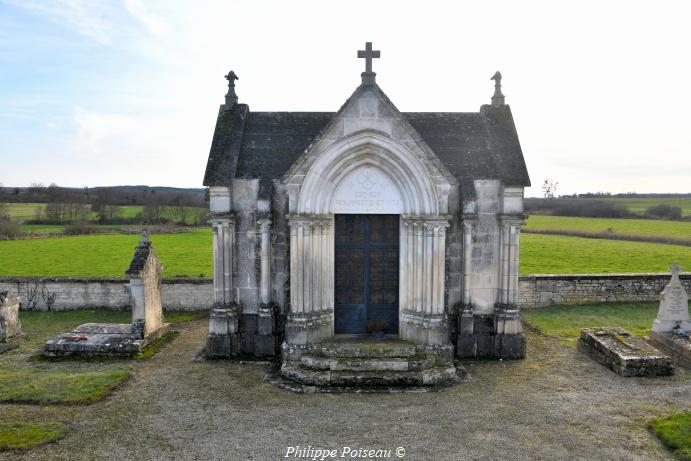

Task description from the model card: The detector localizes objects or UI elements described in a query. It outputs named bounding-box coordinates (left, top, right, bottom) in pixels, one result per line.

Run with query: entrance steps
left=274, top=337, right=465, bottom=393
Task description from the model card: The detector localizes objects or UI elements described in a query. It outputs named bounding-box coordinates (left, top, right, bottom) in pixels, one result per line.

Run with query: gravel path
left=3, top=320, right=690, bottom=461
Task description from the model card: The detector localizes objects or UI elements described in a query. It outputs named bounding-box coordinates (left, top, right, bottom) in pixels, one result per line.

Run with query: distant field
left=0, top=229, right=212, bottom=277
left=6, top=202, right=45, bottom=221
left=592, top=197, right=691, bottom=215
left=520, top=233, right=691, bottom=274
left=525, top=215, right=691, bottom=242
left=5, top=203, right=204, bottom=224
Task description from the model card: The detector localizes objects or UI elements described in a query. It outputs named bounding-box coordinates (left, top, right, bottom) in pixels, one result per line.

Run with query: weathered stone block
left=577, top=327, right=673, bottom=377
left=0, top=291, right=21, bottom=341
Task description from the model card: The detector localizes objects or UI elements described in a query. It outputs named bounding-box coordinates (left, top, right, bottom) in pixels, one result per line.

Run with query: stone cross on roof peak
left=491, top=71, right=505, bottom=107
left=358, top=42, right=380, bottom=85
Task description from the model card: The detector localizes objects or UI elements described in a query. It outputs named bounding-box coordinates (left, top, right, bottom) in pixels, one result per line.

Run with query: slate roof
left=202, top=103, right=530, bottom=190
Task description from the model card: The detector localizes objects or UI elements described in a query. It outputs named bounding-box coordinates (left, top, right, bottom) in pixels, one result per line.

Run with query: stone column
left=285, top=215, right=334, bottom=345
left=400, top=216, right=450, bottom=346
left=461, top=218, right=476, bottom=306
left=493, top=214, right=526, bottom=359
left=210, top=215, right=234, bottom=305
left=258, top=219, right=272, bottom=305
left=206, top=214, right=241, bottom=359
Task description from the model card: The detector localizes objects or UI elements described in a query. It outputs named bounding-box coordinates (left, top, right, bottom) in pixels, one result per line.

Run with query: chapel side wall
left=232, top=179, right=262, bottom=312
left=271, top=182, right=290, bottom=311
left=468, top=180, right=502, bottom=313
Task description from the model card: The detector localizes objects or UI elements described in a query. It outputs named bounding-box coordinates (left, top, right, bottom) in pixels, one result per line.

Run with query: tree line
left=0, top=183, right=208, bottom=225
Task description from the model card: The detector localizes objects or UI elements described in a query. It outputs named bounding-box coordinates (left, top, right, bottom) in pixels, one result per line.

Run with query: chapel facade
left=202, top=43, right=530, bottom=368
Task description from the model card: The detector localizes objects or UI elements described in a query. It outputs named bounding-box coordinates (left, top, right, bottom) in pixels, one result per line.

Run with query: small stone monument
left=652, top=262, right=690, bottom=333
left=0, top=291, right=22, bottom=348
left=647, top=262, right=691, bottom=369
left=126, top=232, right=165, bottom=340
left=44, top=233, right=169, bottom=358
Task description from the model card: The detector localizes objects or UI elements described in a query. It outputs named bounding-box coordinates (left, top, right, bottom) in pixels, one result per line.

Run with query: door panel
left=334, top=214, right=399, bottom=334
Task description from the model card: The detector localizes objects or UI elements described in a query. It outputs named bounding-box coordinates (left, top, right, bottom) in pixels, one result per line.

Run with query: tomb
left=647, top=262, right=691, bottom=369
left=44, top=233, right=169, bottom=358
left=202, top=43, right=531, bottom=388
left=577, top=327, right=673, bottom=377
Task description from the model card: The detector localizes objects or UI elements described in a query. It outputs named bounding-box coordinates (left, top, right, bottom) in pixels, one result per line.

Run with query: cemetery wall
left=518, top=273, right=691, bottom=309
left=0, top=277, right=213, bottom=311
left=1, top=273, right=689, bottom=311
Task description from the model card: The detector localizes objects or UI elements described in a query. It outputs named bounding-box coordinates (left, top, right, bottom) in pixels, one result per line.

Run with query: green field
left=593, top=197, right=691, bottom=215
left=520, top=233, right=691, bottom=274
left=2, top=226, right=691, bottom=276
left=0, top=229, right=212, bottom=277
left=6, top=203, right=45, bottom=221
left=525, top=215, right=691, bottom=242
left=6, top=203, right=203, bottom=224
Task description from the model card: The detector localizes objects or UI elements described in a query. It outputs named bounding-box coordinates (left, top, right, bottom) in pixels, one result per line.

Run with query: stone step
left=280, top=362, right=457, bottom=388
left=310, top=340, right=418, bottom=359
left=300, top=354, right=437, bottom=372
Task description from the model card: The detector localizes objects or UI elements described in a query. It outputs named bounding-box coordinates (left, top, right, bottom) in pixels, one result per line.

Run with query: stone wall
left=3, top=273, right=690, bottom=312
left=518, top=273, right=691, bottom=309
left=0, top=277, right=213, bottom=311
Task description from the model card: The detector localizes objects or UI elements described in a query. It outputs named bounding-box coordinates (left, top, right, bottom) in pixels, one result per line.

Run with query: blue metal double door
left=334, top=214, right=399, bottom=334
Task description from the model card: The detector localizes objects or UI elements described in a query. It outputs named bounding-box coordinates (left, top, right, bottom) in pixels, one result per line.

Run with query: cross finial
left=358, top=42, right=380, bottom=85
left=224, top=70, right=239, bottom=106
left=491, top=71, right=505, bottom=107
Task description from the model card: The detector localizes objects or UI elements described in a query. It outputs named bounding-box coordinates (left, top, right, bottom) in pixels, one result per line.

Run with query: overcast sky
left=1, top=0, right=690, bottom=197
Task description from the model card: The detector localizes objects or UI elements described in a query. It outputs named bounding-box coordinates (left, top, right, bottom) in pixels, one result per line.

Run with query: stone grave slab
left=43, top=233, right=169, bottom=358
left=577, top=327, right=673, bottom=377
left=647, top=330, right=691, bottom=370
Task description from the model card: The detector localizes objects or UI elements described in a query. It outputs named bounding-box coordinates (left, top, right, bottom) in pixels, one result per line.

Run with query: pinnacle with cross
left=358, top=42, right=380, bottom=85
left=224, top=70, right=239, bottom=106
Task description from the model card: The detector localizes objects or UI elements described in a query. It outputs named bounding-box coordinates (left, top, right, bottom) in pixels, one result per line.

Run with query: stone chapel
left=203, top=43, right=530, bottom=384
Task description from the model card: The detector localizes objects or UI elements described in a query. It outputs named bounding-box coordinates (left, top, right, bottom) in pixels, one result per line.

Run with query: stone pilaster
left=285, top=215, right=334, bottom=345
left=210, top=214, right=235, bottom=305
left=399, top=216, right=450, bottom=345
left=493, top=214, right=526, bottom=359
left=258, top=219, right=272, bottom=305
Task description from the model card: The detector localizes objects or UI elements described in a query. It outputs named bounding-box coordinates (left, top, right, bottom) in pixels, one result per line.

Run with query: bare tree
left=0, top=182, right=9, bottom=219
left=542, top=179, right=559, bottom=199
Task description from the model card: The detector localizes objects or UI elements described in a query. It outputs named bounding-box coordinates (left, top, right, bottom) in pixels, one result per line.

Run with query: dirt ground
left=2, top=320, right=689, bottom=461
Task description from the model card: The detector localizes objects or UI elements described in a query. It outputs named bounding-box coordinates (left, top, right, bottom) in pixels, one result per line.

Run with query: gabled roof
left=202, top=98, right=530, bottom=189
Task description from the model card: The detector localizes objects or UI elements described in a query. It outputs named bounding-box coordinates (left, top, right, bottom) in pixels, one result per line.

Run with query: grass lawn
left=0, top=228, right=212, bottom=277
left=0, top=310, right=207, bottom=405
left=522, top=302, right=661, bottom=344
left=0, top=368, right=130, bottom=404
left=17, top=224, right=67, bottom=234
left=520, top=234, right=691, bottom=274
left=0, top=422, right=67, bottom=451
left=525, top=215, right=691, bottom=242
left=648, top=412, right=691, bottom=461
